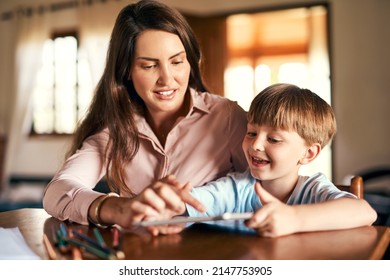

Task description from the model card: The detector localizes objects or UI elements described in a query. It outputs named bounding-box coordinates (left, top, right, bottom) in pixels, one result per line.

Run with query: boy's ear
left=299, top=143, right=321, bottom=165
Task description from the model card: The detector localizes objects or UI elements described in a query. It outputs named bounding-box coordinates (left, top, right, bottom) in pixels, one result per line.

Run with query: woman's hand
left=96, top=175, right=205, bottom=232
left=245, top=182, right=299, bottom=237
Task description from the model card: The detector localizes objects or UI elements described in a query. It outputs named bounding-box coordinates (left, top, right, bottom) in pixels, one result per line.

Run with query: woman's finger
left=139, top=188, right=167, bottom=212
left=130, top=200, right=160, bottom=217
left=180, top=190, right=205, bottom=213
left=153, top=185, right=188, bottom=213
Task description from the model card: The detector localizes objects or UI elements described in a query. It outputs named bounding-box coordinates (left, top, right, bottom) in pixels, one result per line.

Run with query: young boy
left=146, top=83, right=377, bottom=237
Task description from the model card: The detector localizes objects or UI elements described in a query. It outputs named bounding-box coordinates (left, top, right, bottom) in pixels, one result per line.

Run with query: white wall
left=330, top=0, right=390, bottom=183
left=1, top=0, right=389, bottom=184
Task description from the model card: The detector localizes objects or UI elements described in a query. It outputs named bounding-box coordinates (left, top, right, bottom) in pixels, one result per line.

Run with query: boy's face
left=242, top=123, right=309, bottom=182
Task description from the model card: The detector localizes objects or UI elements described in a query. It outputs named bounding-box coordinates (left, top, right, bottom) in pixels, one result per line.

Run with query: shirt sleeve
left=289, top=172, right=357, bottom=205
left=187, top=170, right=259, bottom=217
left=42, top=130, right=109, bottom=225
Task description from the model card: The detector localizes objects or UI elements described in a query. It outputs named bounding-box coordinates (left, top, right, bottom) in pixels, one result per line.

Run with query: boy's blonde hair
left=248, top=83, right=336, bottom=148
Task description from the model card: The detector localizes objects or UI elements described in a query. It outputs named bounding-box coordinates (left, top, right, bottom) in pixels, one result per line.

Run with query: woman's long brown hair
left=66, top=0, right=207, bottom=195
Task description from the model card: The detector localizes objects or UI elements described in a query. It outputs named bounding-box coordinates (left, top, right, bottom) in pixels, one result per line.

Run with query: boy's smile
left=250, top=155, right=270, bottom=167
left=242, top=123, right=310, bottom=188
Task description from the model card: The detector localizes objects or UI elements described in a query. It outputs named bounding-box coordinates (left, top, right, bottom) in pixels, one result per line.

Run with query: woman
left=43, top=0, right=247, bottom=229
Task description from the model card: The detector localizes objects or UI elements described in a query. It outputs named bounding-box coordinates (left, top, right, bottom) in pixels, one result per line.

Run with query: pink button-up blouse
left=43, top=89, right=248, bottom=224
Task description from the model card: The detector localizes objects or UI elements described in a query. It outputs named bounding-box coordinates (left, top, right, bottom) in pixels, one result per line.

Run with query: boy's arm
left=187, top=172, right=256, bottom=217
left=246, top=182, right=377, bottom=238
left=290, top=197, right=376, bottom=232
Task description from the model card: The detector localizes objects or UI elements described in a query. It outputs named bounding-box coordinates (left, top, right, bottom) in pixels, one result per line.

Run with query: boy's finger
left=255, top=182, right=278, bottom=204
left=245, top=207, right=269, bottom=228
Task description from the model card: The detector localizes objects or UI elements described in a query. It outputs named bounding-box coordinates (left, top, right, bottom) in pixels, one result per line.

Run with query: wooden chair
left=336, top=176, right=364, bottom=199
left=0, top=134, right=6, bottom=190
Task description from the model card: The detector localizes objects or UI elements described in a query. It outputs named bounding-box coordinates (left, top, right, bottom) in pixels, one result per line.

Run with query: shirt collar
left=134, top=88, right=210, bottom=136
left=189, top=88, right=210, bottom=114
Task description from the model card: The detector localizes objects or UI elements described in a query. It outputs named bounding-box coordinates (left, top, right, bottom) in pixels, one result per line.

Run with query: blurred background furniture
left=359, top=167, right=390, bottom=227
left=336, top=176, right=364, bottom=199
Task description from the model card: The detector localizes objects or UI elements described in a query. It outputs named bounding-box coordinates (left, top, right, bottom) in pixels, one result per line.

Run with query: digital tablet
left=131, top=212, right=253, bottom=227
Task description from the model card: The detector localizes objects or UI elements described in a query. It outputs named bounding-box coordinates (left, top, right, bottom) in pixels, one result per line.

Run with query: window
left=32, top=32, right=93, bottom=135
left=224, top=6, right=332, bottom=178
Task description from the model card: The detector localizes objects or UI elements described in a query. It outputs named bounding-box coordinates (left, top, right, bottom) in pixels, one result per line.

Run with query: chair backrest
left=336, top=176, right=364, bottom=199
left=0, top=134, right=6, bottom=189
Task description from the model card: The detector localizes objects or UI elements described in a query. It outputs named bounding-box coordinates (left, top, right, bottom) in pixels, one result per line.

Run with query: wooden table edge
left=369, top=226, right=390, bottom=260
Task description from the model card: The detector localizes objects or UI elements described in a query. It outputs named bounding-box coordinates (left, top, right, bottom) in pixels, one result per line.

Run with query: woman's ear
left=299, top=143, right=321, bottom=165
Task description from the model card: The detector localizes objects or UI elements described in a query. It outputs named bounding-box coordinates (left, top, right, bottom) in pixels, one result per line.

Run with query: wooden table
left=0, top=208, right=389, bottom=260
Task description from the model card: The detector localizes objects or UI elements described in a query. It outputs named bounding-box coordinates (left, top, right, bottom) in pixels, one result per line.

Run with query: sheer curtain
left=78, top=1, right=123, bottom=86
left=2, top=12, right=49, bottom=190
left=0, top=15, right=16, bottom=189
left=1, top=0, right=125, bottom=193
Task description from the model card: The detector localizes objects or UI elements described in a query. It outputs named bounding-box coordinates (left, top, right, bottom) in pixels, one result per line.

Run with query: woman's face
left=130, top=30, right=191, bottom=116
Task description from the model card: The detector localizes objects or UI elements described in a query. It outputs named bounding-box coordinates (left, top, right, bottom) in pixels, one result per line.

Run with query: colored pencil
left=93, top=228, right=107, bottom=248
left=72, top=229, right=106, bottom=251
left=57, top=229, right=70, bottom=253
left=73, top=228, right=125, bottom=260
left=43, top=233, right=57, bottom=260
left=68, top=229, right=83, bottom=260
left=60, top=236, right=117, bottom=260
left=112, top=227, right=120, bottom=250
left=59, top=223, right=68, bottom=237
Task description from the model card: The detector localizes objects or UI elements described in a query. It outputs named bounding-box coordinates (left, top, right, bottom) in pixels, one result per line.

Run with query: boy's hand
left=245, top=181, right=298, bottom=237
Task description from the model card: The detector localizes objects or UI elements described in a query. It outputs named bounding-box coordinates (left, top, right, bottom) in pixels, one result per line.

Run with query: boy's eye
left=268, top=137, right=281, bottom=144
left=246, top=131, right=257, bottom=137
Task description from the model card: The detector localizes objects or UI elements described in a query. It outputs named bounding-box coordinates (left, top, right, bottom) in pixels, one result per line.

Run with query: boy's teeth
left=253, top=156, right=268, bottom=163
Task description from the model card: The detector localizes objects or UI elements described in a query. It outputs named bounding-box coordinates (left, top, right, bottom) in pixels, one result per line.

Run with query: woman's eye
left=246, top=132, right=256, bottom=137
left=172, top=60, right=183, bottom=65
left=142, top=64, right=156, bottom=70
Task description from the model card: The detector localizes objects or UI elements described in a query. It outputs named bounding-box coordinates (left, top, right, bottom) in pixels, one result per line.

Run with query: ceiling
left=162, top=0, right=318, bottom=16
left=0, top=0, right=321, bottom=17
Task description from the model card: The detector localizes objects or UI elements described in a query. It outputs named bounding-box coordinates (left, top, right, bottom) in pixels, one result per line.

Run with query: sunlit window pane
left=54, top=37, right=77, bottom=87
left=55, top=86, right=76, bottom=134
left=32, top=33, right=92, bottom=135
left=77, top=49, right=93, bottom=122
left=278, top=62, right=308, bottom=87
left=33, top=87, right=54, bottom=134
left=33, top=39, right=54, bottom=133
left=224, top=64, right=254, bottom=111
left=53, top=36, right=77, bottom=133
left=225, top=7, right=331, bottom=179
left=254, top=64, right=271, bottom=93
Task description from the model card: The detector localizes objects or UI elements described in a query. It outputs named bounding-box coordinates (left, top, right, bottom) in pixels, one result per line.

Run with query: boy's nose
left=252, top=137, right=265, bottom=152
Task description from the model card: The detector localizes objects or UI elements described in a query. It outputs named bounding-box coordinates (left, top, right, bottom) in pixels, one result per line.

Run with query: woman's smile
left=154, top=89, right=177, bottom=100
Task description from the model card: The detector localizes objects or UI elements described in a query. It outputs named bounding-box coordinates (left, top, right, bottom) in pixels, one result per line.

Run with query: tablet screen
left=131, top=212, right=253, bottom=227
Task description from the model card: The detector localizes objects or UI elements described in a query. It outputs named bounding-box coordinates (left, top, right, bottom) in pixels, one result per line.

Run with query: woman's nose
left=157, top=64, right=173, bottom=85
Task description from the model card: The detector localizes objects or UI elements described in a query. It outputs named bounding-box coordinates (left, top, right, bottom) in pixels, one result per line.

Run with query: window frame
left=30, top=30, right=80, bottom=137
